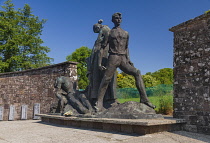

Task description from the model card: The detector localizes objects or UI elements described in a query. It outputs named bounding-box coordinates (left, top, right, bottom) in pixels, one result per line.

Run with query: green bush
left=157, top=94, right=173, bottom=115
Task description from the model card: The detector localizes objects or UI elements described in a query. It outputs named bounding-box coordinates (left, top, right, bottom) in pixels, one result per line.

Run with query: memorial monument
left=52, top=12, right=161, bottom=119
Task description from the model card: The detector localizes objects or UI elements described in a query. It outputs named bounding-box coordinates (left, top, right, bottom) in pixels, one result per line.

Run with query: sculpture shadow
left=171, top=131, right=210, bottom=142
left=34, top=120, right=140, bottom=137
left=33, top=121, right=210, bottom=142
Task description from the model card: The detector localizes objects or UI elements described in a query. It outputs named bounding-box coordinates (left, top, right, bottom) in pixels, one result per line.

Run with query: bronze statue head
left=93, top=19, right=103, bottom=33
left=112, top=12, right=122, bottom=27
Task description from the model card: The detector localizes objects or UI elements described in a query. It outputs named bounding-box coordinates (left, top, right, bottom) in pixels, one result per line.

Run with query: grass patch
left=117, top=94, right=173, bottom=115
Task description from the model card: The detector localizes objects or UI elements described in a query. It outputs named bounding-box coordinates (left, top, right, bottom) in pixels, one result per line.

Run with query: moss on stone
left=204, top=9, right=210, bottom=14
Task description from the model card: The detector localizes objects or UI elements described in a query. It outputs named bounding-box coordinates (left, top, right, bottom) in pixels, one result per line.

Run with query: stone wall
left=170, top=13, right=210, bottom=134
left=0, top=61, right=78, bottom=121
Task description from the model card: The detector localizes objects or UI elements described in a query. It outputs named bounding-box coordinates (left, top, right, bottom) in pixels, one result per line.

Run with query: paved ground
left=0, top=120, right=210, bottom=143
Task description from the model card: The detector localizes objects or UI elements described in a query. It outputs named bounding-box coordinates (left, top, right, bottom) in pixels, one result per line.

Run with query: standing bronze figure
left=95, top=13, right=155, bottom=111
left=87, top=20, right=117, bottom=108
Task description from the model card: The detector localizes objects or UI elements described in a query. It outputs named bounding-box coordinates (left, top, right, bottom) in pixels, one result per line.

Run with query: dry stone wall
left=170, top=13, right=210, bottom=134
left=0, top=61, right=77, bottom=121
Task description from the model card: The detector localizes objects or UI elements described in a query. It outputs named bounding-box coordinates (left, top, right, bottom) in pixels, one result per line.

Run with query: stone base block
left=36, top=114, right=186, bottom=135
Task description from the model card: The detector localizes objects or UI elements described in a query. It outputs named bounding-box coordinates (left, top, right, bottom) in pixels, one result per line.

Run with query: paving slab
left=0, top=120, right=210, bottom=143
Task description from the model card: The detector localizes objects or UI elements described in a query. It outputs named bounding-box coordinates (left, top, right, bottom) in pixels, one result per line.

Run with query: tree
left=66, top=46, right=91, bottom=89
left=151, top=68, right=173, bottom=85
left=117, top=68, right=173, bottom=88
left=0, top=0, right=53, bottom=72
left=117, top=72, right=136, bottom=88
left=142, top=74, right=158, bottom=88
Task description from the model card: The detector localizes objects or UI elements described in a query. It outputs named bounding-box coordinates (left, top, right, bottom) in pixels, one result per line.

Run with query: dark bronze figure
left=54, top=76, right=93, bottom=114
left=95, top=13, right=155, bottom=111
left=86, top=20, right=117, bottom=107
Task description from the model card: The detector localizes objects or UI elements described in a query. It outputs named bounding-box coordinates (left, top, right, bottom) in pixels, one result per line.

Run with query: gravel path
left=0, top=120, right=210, bottom=143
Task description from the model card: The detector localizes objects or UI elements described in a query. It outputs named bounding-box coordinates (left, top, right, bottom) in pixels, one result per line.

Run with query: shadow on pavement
left=33, top=120, right=140, bottom=137
left=171, top=131, right=210, bottom=143
left=33, top=120, right=210, bottom=142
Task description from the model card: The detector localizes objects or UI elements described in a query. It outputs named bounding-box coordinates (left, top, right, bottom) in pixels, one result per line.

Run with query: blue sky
left=1, top=0, right=210, bottom=74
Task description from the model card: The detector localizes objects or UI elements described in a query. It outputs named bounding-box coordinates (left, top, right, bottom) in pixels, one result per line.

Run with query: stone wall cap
left=169, top=12, right=210, bottom=32
left=0, top=61, right=78, bottom=76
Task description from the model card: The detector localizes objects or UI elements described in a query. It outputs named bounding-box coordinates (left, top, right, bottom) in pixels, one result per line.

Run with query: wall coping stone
left=0, top=61, right=78, bottom=76
left=169, top=12, right=210, bottom=32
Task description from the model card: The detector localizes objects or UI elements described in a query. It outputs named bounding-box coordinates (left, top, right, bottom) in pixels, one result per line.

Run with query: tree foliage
left=0, top=0, right=53, bottom=72
left=117, top=72, right=136, bottom=88
left=142, top=74, right=158, bottom=88
left=149, top=68, right=173, bottom=85
left=66, top=46, right=91, bottom=89
left=117, top=72, right=158, bottom=88
left=117, top=68, right=173, bottom=88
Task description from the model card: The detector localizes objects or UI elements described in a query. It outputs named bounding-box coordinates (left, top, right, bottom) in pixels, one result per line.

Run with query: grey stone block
left=21, top=105, right=28, bottom=120
left=0, top=106, right=4, bottom=120
left=9, top=105, right=15, bottom=121
left=33, top=103, right=40, bottom=120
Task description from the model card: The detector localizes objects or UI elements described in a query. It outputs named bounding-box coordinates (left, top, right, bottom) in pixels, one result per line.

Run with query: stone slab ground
left=0, top=120, right=210, bottom=143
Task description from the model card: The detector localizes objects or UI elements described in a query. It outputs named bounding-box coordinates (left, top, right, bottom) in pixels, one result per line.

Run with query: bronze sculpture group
left=54, top=13, right=155, bottom=115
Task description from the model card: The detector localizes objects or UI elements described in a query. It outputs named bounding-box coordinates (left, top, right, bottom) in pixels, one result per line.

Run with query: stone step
left=36, top=114, right=186, bottom=135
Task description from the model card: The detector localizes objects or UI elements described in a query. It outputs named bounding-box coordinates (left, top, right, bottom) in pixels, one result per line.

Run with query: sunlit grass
left=117, top=94, right=173, bottom=115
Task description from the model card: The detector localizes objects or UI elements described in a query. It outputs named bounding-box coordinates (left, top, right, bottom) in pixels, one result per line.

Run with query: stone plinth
left=37, top=114, right=186, bottom=135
